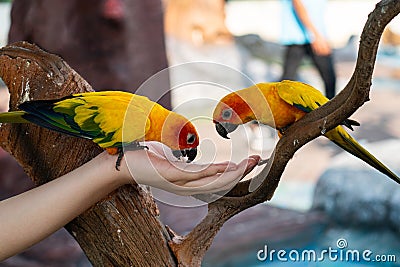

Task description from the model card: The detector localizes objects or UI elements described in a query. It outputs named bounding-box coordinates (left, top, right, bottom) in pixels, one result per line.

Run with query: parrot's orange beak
left=172, top=147, right=197, bottom=163
left=214, top=121, right=238, bottom=139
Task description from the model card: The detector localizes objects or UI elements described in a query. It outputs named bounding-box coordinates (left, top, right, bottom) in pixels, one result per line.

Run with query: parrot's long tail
left=0, top=111, right=30, bottom=123
left=326, top=126, right=400, bottom=184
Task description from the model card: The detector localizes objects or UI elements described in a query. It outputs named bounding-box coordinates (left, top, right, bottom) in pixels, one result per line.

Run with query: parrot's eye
left=187, top=133, right=196, bottom=144
left=222, top=109, right=233, bottom=120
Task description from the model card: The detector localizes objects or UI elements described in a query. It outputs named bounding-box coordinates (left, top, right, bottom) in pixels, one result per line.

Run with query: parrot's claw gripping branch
left=116, top=148, right=124, bottom=171
left=115, top=143, right=149, bottom=171
left=342, top=118, right=361, bottom=131
left=278, top=125, right=291, bottom=136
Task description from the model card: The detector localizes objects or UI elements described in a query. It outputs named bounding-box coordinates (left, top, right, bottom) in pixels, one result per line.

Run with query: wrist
left=94, top=151, right=134, bottom=187
left=115, top=152, right=137, bottom=185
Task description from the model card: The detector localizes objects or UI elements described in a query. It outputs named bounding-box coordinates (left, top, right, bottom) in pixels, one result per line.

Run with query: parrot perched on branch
left=213, top=80, right=400, bottom=184
left=0, top=91, right=199, bottom=169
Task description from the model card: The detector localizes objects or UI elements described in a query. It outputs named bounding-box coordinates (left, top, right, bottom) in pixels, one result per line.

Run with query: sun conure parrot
left=0, top=91, right=199, bottom=169
left=213, top=80, right=400, bottom=184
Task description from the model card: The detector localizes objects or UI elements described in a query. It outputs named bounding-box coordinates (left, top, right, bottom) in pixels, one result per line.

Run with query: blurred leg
left=281, top=44, right=306, bottom=81
left=307, top=45, right=337, bottom=99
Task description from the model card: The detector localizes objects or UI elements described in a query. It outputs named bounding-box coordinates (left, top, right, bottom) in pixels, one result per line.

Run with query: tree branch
left=169, top=1, right=400, bottom=265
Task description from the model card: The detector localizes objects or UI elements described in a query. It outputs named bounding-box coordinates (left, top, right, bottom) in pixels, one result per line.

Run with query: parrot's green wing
left=276, top=80, right=329, bottom=113
left=19, top=91, right=153, bottom=148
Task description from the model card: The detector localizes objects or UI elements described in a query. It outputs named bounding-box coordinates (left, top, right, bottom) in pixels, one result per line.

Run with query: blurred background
left=0, top=0, right=400, bottom=266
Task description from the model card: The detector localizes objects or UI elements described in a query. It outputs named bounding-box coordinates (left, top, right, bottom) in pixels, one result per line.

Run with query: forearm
left=0, top=152, right=126, bottom=260
left=292, top=0, right=330, bottom=55
left=292, top=0, right=320, bottom=37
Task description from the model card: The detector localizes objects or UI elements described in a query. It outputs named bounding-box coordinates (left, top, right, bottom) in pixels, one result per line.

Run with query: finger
left=170, top=161, right=238, bottom=179
left=197, top=162, right=238, bottom=176
left=241, top=155, right=261, bottom=178
left=180, top=156, right=258, bottom=190
left=198, top=156, right=260, bottom=194
left=212, top=156, right=259, bottom=190
left=164, top=157, right=260, bottom=196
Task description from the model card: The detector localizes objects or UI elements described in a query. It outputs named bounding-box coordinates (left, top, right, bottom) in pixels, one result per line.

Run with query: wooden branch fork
left=0, top=1, right=399, bottom=266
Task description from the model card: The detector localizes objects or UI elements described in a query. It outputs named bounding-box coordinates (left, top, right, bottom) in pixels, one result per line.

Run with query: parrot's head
left=213, top=91, right=256, bottom=139
left=161, top=112, right=199, bottom=163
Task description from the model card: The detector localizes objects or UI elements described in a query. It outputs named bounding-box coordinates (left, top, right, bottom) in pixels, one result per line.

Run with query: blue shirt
left=280, top=0, right=327, bottom=45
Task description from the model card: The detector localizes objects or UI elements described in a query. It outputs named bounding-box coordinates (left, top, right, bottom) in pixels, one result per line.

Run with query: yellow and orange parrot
left=0, top=91, right=199, bottom=169
left=213, top=80, right=400, bottom=184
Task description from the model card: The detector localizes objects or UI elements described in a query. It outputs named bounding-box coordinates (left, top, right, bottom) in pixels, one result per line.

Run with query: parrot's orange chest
left=264, top=89, right=306, bottom=130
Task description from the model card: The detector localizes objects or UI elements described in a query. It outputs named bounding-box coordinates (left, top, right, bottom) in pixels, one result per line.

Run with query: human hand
left=119, top=142, right=260, bottom=196
left=311, top=33, right=332, bottom=56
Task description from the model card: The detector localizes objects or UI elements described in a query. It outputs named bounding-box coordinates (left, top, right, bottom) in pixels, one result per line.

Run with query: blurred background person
left=280, top=0, right=336, bottom=99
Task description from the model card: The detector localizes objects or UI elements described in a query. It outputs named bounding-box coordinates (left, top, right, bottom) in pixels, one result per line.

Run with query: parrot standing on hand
left=0, top=91, right=199, bottom=169
left=213, top=80, right=400, bottom=184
